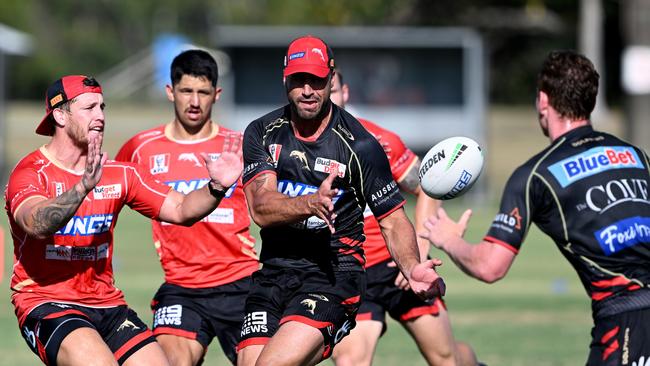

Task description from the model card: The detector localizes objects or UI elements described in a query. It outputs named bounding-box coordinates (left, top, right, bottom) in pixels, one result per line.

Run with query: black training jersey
left=242, top=104, right=405, bottom=273
left=485, top=125, right=650, bottom=318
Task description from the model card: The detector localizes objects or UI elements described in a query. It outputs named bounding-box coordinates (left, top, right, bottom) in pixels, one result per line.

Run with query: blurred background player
left=116, top=49, right=258, bottom=365
left=238, top=35, right=445, bottom=366
left=329, top=71, right=479, bottom=366
left=5, top=75, right=242, bottom=366
left=420, top=50, right=650, bottom=366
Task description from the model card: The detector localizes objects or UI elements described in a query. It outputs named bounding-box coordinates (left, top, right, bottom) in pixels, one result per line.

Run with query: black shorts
left=359, top=259, right=444, bottom=334
left=237, top=267, right=365, bottom=359
left=587, top=307, right=650, bottom=366
left=19, top=303, right=155, bottom=365
left=150, top=276, right=251, bottom=364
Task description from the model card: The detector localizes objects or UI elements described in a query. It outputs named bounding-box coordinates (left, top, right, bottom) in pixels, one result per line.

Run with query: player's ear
left=51, top=108, right=67, bottom=128
left=165, top=84, right=174, bottom=103
left=214, top=87, right=222, bottom=102
left=342, top=83, right=350, bottom=105
left=537, top=90, right=549, bottom=114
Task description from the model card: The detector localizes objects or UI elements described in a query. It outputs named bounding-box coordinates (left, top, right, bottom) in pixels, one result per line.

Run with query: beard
left=289, top=97, right=332, bottom=123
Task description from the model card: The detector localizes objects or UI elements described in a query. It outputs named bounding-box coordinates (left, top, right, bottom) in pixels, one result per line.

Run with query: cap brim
left=35, top=112, right=55, bottom=136
left=283, top=64, right=331, bottom=78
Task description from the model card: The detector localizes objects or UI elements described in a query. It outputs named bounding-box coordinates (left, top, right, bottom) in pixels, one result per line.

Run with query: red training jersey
left=358, top=118, right=419, bottom=268
left=115, top=124, right=258, bottom=288
left=5, top=147, right=170, bottom=324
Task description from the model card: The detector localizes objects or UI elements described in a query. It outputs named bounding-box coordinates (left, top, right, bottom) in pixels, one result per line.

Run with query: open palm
left=202, top=132, right=243, bottom=188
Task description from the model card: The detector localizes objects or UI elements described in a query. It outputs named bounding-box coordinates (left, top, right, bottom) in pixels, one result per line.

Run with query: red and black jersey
left=242, top=104, right=405, bottom=272
left=115, top=124, right=259, bottom=288
left=485, top=126, right=650, bottom=318
left=5, top=147, right=170, bottom=324
left=357, top=118, right=418, bottom=268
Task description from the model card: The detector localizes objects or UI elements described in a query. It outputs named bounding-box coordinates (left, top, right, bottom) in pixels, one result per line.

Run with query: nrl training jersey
left=357, top=118, right=419, bottom=268
left=5, top=147, right=169, bottom=324
left=485, top=126, right=650, bottom=318
left=242, top=104, right=405, bottom=272
left=116, top=124, right=259, bottom=288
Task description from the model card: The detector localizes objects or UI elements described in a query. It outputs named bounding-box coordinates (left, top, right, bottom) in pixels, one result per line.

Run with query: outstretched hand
left=419, top=207, right=472, bottom=249
left=201, top=132, right=243, bottom=190
left=408, top=258, right=446, bottom=299
left=80, top=134, right=107, bottom=193
left=309, top=168, right=339, bottom=233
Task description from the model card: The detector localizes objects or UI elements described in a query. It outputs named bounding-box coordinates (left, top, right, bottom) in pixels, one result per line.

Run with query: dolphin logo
left=290, top=150, right=310, bottom=170
left=178, top=153, right=203, bottom=167
left=301, top=299, right=317, bottom=315
left=117, top=319, right=141, bottom=332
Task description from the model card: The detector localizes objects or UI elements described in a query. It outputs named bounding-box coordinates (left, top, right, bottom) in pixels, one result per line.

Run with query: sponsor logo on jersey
left=289, top=52, right=305, bottom=60
left=204, top=208, right=234, bottom=224
left=490, top=207, right=522, bottom=233
left=370, top=180, right=398, bottom=203
left=268, top=144, right=282, bottom=167
left=178, top=152, right=203, bottom=167
left=440, top=170, right=473, bottom=200
left=93, top=184, right=122, bottom=200
left=290, top=150, right=311, bottom=170
left=594, top=216, right=650, bottom=255
left=336, top=124, right=355, bottom=140
left=208, top=153, right=220, bottom=161
left=150, top=153, right=170, bottom=174
left=241, top=311, right=268, bottom=336
left=117, top=319, right=140, bottom=332
left=419, top=150, right=446, bottom=180
left=301, top=299, right=317, bottom=315
left=45, top=242, right=109, bottom=261
left=446, top=143, right=468, bottom=171
left=166, top=179, right=235, bottom=197
left=582, top=178, right=650, bottom=213
left=548, top=146, right=643, bottom=187
left=56, top=214, right=114, bottom=236
left=153, top=305, right=182, bottom=327
left=54, top=182, right=65, bottom=197
left=314, top=157, right=346, bottom=178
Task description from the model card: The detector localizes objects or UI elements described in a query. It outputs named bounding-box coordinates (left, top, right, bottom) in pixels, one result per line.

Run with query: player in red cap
left=5, top=75, right=242, bottom=366
left=329, top=71, right=480, bottom=366
left=237, top=35, right=445, bottom=366
left=116, top=49, right=259, bottom=366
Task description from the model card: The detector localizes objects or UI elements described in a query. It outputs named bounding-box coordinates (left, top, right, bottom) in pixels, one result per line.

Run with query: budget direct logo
left=548, top=146, right=643, bottom=187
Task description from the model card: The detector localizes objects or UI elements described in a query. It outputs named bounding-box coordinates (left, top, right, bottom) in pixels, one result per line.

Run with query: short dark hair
left=170, top=49, right=219, bottom=87
left=536, top=50, right=599, bottom=120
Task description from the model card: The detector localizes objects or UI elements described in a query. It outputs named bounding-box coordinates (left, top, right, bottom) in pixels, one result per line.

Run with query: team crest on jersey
left=268, top=144, right=282, bottom=167
left=315, top=157, right=346, bottom=178
left=93, top=184, right=122, bottom=200
left=53, top=182, right=65, bottom=197
left=150, top=153, right=170, bottom=174
left=178, top=152, right=202, bottom=167
left=290, top=150, right=310, bottom=170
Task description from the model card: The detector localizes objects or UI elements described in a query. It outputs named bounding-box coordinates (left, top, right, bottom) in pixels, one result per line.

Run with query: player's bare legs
left=56, top=328, right=118, bottom=366
left=156, top=334, right=204, bottom=366
left=330, top=320, right=383, bottom=366
left=122, top=342, right=171, bottom=366
left=402, top=307, right=477, bottom=366
left=237, top=344, right=264, bottom=366
left=241, top=321, right=325, bottom=366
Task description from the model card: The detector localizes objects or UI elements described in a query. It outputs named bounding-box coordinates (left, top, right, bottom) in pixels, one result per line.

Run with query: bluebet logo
left=594, top=216, right=650, bottom=256
left=548, top=146, right=643, bottom=187
left=166, top=178, right=235, bottom=197
left=56, top=214, right=113, bottom=236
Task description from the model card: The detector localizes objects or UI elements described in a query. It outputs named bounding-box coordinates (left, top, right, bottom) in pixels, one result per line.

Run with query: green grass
left=0, top=198, right=591, bottom=366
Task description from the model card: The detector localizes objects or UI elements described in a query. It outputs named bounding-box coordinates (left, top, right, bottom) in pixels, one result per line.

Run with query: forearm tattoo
left=252, top=174, right=270, bottom=193
left=30, top=187, right=86, bottom=237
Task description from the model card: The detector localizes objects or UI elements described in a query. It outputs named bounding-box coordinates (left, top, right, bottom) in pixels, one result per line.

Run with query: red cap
left=36, top=75, right=103, bottom=136
left=283, top=35, right=335, bottom=78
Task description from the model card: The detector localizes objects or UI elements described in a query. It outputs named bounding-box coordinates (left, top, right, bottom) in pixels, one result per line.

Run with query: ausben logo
left=548, top=146, right=644, bottom=187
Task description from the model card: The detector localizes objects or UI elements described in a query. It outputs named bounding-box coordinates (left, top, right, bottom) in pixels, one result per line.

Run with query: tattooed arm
left=243, top=170, right=339, bottom=232
left=14, top=136, right=106, bottom=239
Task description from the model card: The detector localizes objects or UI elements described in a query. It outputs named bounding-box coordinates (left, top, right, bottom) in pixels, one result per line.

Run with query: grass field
left=0, top=103, right=609, bottom=365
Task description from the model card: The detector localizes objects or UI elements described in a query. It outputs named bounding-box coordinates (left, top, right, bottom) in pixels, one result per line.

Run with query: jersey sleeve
left=115, top=137, right=140, bottom=164
left=242, top=120, right=276, bottom=187
left=483, top=164, right=537, bottom=254
left=381, top=129, right=417, bottom=182
left=5, top=165, right=48, bottom=219
left=357, top=136, right=406, bottom=220
left=122, top=162, right=170, bottom=219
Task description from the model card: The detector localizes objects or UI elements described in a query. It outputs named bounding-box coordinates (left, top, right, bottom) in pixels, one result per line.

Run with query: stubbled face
left=63, top=92, right=105, bottom=148
left=286, top=72, right=332, bottom=122
left=167, top=74, right=220, bottom=130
